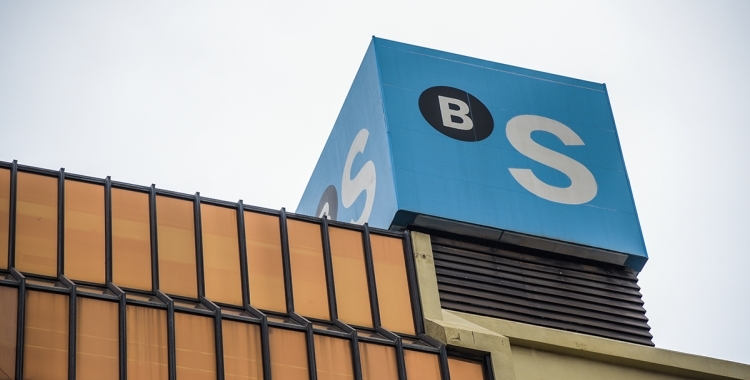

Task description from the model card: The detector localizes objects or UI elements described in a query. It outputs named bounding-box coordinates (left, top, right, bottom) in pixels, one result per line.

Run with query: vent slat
left=434, top=248, right=643, bottom=296
left=438, top=283, right=651, bottom=330
left=434, top=258, right=643, bottom=304
left=429, top=234, right=652, bottom=346
left=433, top=244, right=641, bottom=291
left=431, top=236, right=638, bottom=280
left=436, top=274, right=649, bottom=321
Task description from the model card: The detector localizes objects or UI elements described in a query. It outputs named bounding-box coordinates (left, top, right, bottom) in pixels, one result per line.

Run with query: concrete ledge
left=452, top=310, right=750, bottom=380
left=424, top=314, right=517, bottom=380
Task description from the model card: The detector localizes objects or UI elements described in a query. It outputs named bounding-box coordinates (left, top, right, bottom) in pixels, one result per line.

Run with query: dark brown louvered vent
left=428, top=234, right=653, bottom=346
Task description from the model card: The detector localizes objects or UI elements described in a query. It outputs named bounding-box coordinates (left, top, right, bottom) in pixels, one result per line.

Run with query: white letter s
left=341, top=129, right=376, bottom=224
left=506, top=115, right=597, bottom=205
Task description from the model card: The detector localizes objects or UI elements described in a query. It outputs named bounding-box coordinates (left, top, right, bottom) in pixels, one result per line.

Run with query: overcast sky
left=1, top=0, right=748, bottom=364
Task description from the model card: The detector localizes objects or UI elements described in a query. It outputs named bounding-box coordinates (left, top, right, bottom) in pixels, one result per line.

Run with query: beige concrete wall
left=411, top=231, right=750, bottom=380
left=511, top=345, right=685, bottom=380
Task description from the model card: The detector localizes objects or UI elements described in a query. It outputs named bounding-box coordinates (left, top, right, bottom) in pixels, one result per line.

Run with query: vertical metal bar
left=483, top=353, right=494, bottom=380
left=361, top=224, right=381, bottom=328
left=305, top=324, right=318, bottom=380
left=320, top=216, right=337, bottom=320
left=402, top=231, right=425, bottom=335
left=279, top=208, right=294, bottom=313
left=157, top=291, right=177, bottom=380
left=439, top=346, right=451, bottom=380
left=395, top=338, right=407, bottom=380
left=105, top=176, right=113, bottom=284
left=7, top=160, right=17, bottom=268
left=237, top=200, right=251, bottom=309
left=58, top=168, right=65, bottom=277
left=201, top=298, right=223, bottom=380
left=150, top=185, right=159, bottom=291
left=260, top=317, right=272, bottom=380
left=168, top=303, right=176, bottom=380
left=194, top=192, right=205, bottom=299
left=14, top=270, right=25, bottom=380
left=65, top=277, right=77, bottom=380
left=114, top=286, right=127, bottom=380
left=212, top=302, right=224, bottom=380
left=350, top=330, right=363, bottom=380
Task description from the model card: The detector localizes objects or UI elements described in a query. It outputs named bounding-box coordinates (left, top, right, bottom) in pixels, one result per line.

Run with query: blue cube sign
left=297, top=38, right=648, bottom=271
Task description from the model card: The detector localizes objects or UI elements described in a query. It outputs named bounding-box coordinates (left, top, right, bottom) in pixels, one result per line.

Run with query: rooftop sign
left=297, top=37, right=648, bottom=271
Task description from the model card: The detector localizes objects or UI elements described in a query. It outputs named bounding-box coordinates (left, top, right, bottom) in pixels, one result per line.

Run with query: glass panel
left=156, top=195, right=197, bottom=298
left=24, top=290, right=68, bottom=380
left=15, top=172, right=57, bottom=277
left=112, top=188, right=152, bottom=291
left=222, top=320, right=263, bottom=380
left=244, top=211, right=285, bottom=313
left=287, top=220, right=329, bottom=320
left=77, top=297, right=118, bottom=380
left=0, top=169, right=9, bottom=270
left=268, top=327, right=308, bottom=380
left=370, top=234, right=415, bottom=335
left=314, top=334, right=353, bottom=380
left=448, top=357, right=485, bottom=380
left=64, top=180, right=105, bottom=283
left=404, top=350, right=441, bottom=380
left=328, top=227, right=371, bottom=327
left=201, top=204, right=242, bottom=305
left=127, top=305, right=168, bottom=379
left=359, top=342, right=397, bottom=380
left=0, top=286, right=17, bottom=380
left=175, top=312, right=217, bottom=380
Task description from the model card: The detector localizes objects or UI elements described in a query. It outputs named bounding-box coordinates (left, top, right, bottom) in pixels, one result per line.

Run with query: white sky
left=1, top=0, right=748, bottom=364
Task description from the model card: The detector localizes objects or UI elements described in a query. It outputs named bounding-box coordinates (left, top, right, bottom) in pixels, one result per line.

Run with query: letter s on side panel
left=506, top=115, right=597, bottom=205
left=341, top=129, right=376, bottom=224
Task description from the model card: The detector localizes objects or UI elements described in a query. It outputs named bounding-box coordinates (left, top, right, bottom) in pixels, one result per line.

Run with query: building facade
left=0, top=161, right=747, bottom=380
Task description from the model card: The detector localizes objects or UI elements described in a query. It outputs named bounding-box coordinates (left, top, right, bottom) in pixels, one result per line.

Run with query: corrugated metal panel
left=429, top=234, right=653, bottom=346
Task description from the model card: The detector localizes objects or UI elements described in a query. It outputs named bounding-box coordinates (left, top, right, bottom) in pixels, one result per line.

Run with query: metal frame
left=320, top=216, right=338, bottom=321
left=194, top=193, right=206, bottom=299
left=237, top=200, right=251, bottom=309
left=150, top=184, right=159, bottom=291
left=445, top=346, right=497, bottom=380
left=0, top=160, right=480, bottom=380
left=60, top=274, right=77, bottom=380
left=279, top=208, right=294, bottom=314
left=107, top=282, right=127, bottom=380
left=7, top=160, right=17, bottom=269
left=105, top=176, right=113, bottom=284
left=57, top=168, right=65, bottom=277
left=362, top=223, right=381, bottom=329
left=12, top=268, right=25, bottom=380
left=156, top=290, right=177, bottom=380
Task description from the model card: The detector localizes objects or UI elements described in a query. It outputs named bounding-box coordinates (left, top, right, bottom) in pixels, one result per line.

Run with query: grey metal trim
left=412, top=214, right=628, bottom=266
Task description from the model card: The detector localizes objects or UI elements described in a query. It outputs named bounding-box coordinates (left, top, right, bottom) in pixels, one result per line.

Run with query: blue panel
left=297, top=37, right=647, bottom=271
left=295, top=41, right=398, bottom=228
